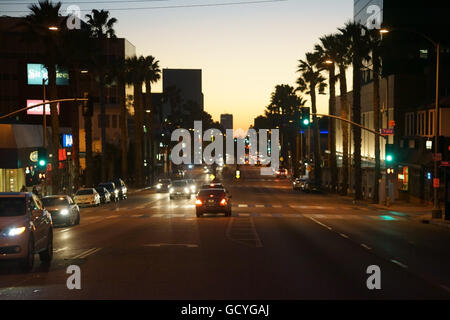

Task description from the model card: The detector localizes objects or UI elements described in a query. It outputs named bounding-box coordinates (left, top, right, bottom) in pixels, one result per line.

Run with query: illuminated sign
left=29, top=151, right=38, bottom=163
left=27, top=64, right=69, bottom=86
left=26, top=100, right=60, bottom=115
left=62, top=134, right=73, bottom=148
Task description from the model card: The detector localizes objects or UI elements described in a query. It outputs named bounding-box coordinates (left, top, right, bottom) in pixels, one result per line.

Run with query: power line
left=0, top=0, right=170, bottom=5
left=1, top=0, right=287, bottom=13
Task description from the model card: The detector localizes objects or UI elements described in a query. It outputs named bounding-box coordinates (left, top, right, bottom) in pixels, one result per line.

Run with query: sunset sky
left=3, top=0, right=354, bottom=130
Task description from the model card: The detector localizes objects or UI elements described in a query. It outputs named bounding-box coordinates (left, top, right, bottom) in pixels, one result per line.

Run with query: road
left=1, top=166, right=450, bottom=299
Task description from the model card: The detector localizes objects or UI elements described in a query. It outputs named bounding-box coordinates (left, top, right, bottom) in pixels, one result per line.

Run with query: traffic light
left=82, top=92, right=93, bottom=117
left=385, top=144, right=395, bottom=164
left=37, top=147, right=48, bottom=168
left=300, top=107, right=310, bottom=127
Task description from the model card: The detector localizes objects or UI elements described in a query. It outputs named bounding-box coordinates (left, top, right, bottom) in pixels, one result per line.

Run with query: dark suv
left=98, top=182, right=119, bottom=202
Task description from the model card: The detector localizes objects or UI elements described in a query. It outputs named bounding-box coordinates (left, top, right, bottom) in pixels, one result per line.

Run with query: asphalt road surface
left=1, top=166, right=450, bottom=300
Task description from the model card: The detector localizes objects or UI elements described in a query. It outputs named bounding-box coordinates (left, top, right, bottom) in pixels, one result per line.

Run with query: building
left=162, top=69, right=204, bottom=111
left=220, top=114, right=233, bottom=131
left=0, top=16, right=136, bottom=191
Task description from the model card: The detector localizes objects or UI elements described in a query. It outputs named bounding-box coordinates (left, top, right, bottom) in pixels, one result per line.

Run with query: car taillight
left=220, top=198, right=227, bottom=206
left=195, top=199, right=203, bottom=206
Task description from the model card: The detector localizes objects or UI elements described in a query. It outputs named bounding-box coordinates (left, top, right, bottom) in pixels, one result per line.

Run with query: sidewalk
left=331, top=193, right=450, bottom=229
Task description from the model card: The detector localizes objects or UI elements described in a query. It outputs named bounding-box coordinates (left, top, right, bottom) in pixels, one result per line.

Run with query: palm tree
left=85, top=9, right=118, bottom=182
left=339, top=22, right=371, bottom=200
left=125, top=56, right=146, bottom=187
left=368, top=29, right=382, bottom=204
left=315, top=34, right=341, bottom=192
left=296, top=52, right=327, bottom=187
left=143, top=56, right=161, bottom=184
left=22, top=0, right=65, bottom=194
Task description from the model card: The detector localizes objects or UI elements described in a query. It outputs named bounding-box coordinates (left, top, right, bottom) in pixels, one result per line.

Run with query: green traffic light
left=39, top=159, right=46, bottom=167
left=386, top=155, right=393, bottom=162
left=303, top=119, right=310, bottom=126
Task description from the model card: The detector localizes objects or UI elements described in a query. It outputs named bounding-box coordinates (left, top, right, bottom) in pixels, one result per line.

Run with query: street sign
left=381, top=129, right=394, bottom=136
left=434, top=178, right=440, bottom=189
left=433, top=153, right=443, bottom=162
left=441, top=161, right=450, bottom=167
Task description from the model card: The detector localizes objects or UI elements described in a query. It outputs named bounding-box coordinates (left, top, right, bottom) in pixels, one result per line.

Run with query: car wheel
left=226, top=210, right=232, bottom=217
left=20, top=236, right=34, bottom=272
left=39, top=230, right=53, bottom=263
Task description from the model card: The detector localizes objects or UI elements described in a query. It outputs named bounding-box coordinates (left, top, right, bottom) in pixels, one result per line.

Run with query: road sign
left=433, top=153, right=443, bottom=162
left=441, top=161, right=450, bottom=167
left=434, top=178, right=440, bottom=189
left=381, top=129, right=394, bottom=136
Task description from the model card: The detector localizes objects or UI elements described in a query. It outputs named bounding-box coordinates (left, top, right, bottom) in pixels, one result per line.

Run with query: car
left=74, top=188, right=101, bottom=207
left=195, top=189, right=232, bottom=217
left=95, top=187, right=111, bottom=204
left=156, top=179, right=172, bottom=193
left=169, top=180, right=191, bottom=200
left=293, top=178, right=306, bottom=191
left=276, top=168, right=288, bottom=178
left=42, top=195, right=80, bottom=227
left=112, top=178, right=128, bottom=200
left=0, top=193, right=53, bottom=271
left=302, top=180, right=321, bottom=193
left=185, top=179, right=197, bottom=194
left=98, top=182, right=119, bottom=202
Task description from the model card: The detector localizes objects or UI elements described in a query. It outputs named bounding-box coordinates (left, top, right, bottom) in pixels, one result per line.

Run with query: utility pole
left=42, top=78, right=48, bottom=196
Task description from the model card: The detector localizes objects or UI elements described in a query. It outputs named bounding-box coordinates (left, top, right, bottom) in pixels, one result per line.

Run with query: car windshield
left=0, top=197, right=26, bottom=217
left=42, top=197, right=68, bottom=207
left=99, top=184, right=114, bottom=190
left=172, top=181, right=187, bottom=187
left=159, top=179, right=171, bottom=184
left=95, top=188, right=105, bottom=194
left=76, top=189, right=93, bottom=195
left=198, top=190, right=226, bottom=198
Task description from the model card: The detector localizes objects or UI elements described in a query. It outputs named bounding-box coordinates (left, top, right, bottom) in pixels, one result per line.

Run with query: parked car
left=0, top=193, right=53, bottom=271
left=95, top=187, right=111, bottom=204
left=112, top=178, right=128, bottom=200
left=156, top=179, right=172, bottom=193
left=42, top=195, right=80, bottom=227
left=293, top=178, right=306, bottom=191
left=169, top=180, right=191, bottom=200
left=74, top=188, right=101, bottom=207
left=195, top=189, right=232, bottom=217
left=302, top=180, right=321, bottom=193
left=98, top=182, right=119, bottom=202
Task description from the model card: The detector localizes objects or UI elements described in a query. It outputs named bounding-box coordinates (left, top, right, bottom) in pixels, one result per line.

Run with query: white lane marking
left=391, top=259, right=408, bottom=269
left=361, top=244, right=372, bottom=250
left=58, top=228, right=71, bottom=233
left=53, top=246, right=67, bottom=253
left=153, top=214, right=164, bottom=217
left=72, top=248, right=101, bottom=259
left=307, top=216, right=332, bottom=230
left=144, top=243, right=198, bottom=248
left=339, top=233, right=350, bottom=239
left=106, top=215, right=119, bottom=219
left=272, top=205, right=282, bottom=208
left=238, top=204, right=248, bottom=208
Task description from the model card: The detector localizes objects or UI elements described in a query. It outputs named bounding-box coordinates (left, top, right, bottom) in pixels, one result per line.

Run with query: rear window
left=76, top=189, right=93, bottom=195
left=42, top=197, right=68, bottom=207
left=198, top=190, right=226, bottom=197
left=0, top=197, right=26, bottom=217
left=159, top=179, right=171, bottom=184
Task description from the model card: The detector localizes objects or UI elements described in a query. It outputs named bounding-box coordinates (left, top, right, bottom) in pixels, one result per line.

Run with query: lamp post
left=381, top=28, right=442, bottom=218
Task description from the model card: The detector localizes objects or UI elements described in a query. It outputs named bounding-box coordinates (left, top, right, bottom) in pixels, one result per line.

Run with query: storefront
left=0, top=124, right=44, bottom=192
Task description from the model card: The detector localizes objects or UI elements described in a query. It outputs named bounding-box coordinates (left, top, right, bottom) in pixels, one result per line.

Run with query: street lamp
left=381, top=27, right=442, bottom=218
left=48, top=26, right=59, bottom=31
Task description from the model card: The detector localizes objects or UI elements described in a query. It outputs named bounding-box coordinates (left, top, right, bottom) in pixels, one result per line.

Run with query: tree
left=21, top=0, right=65, bottom=194
left=143, top=56, right=161, bottom=184
left=339, top=22, right=371, bottom=200
left=85, top=9, right=118, bottom=182
left=368, top=29, right=382, bottom=204
left=296, top=52, right=327, bottom=187
left=315, top=34, right=341, bottom=192
left=125, top=56, right=146, bottom=187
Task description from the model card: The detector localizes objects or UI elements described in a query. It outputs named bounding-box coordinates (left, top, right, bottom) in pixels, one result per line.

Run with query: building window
left=428, top=110, right=435, bottom=137
left=417, top=111, right=426, bottom=136
left=405, top=112, right=415, bottom=136
left=97, top=115, right=110, bottom=128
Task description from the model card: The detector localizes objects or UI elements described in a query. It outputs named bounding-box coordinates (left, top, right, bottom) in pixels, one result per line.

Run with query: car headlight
left=60, top=209, right=69, bottom=216
left=115, top=189, right=119, bottom=195
left=7, top=226, right=26, bottom=237
left=184, top=187, right=189, bottom=194
left=157, top=184, right=162, bottom=189
left=190, top=186, right=196, bottom=192
left=169, top=188, right=174, bottom=193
